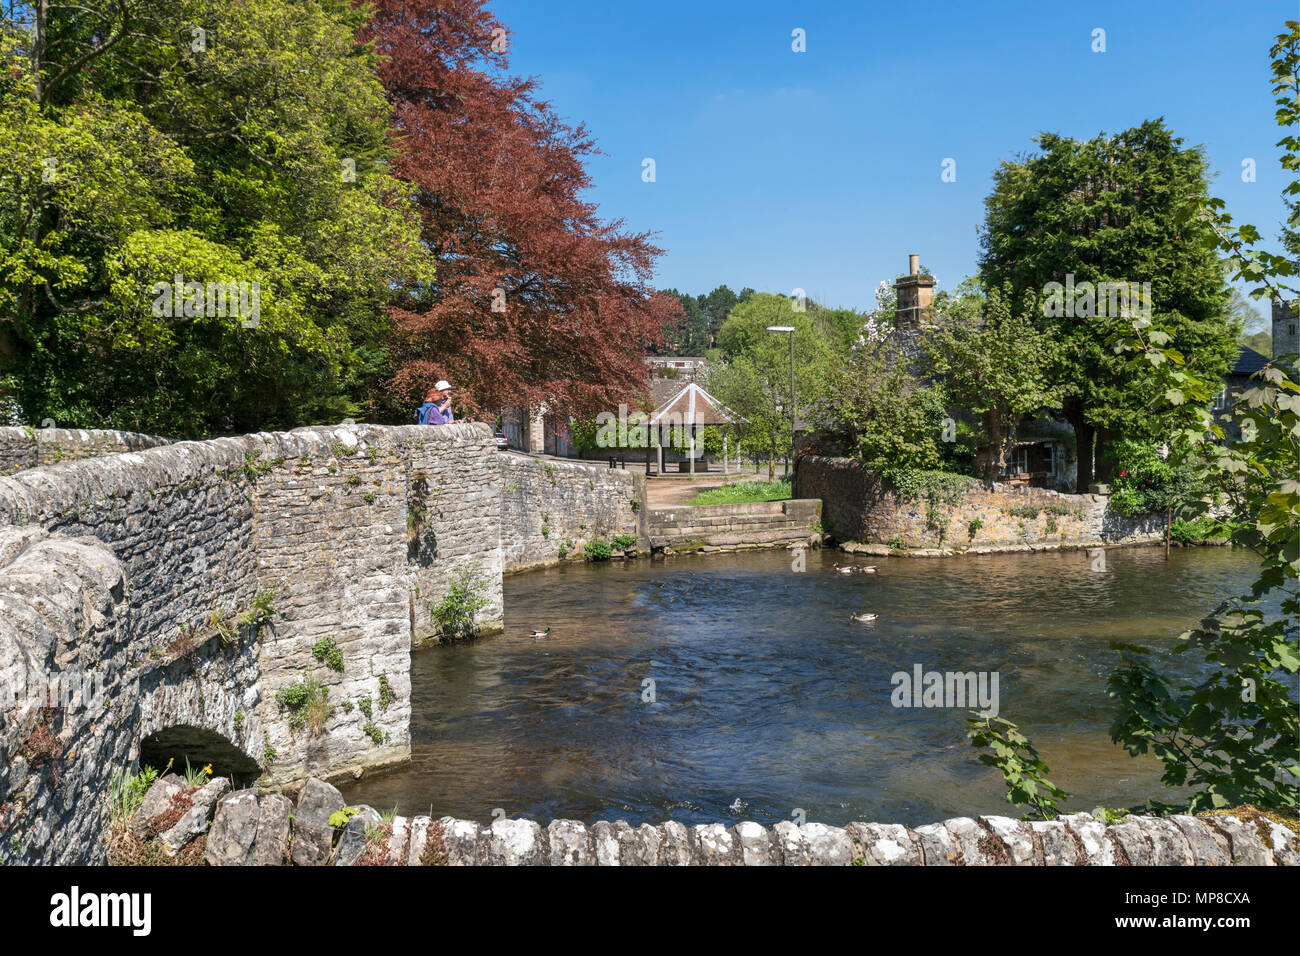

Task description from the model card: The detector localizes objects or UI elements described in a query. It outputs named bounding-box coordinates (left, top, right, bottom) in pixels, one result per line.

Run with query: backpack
left=417, top=402, right=435, bottom=425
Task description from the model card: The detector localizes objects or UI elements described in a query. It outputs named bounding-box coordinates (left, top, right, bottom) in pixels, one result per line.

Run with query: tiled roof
left=649, top=382, right=747, bottom=426
left=1231, top=346, right=1271, bottom=378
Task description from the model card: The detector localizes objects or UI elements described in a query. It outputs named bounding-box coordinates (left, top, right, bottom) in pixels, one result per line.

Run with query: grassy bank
left=683, top=478, right=792, bottom=506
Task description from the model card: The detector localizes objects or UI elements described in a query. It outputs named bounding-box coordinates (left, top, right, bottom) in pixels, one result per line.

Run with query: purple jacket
left=418, top=401, right=455, bottom=425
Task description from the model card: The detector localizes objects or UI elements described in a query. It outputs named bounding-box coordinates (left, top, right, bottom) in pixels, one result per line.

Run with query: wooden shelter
left=647, top=382, right=747, bottom=475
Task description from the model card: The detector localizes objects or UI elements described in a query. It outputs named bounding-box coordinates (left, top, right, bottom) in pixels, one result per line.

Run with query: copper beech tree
left=362, top=0, right=677, bottom=421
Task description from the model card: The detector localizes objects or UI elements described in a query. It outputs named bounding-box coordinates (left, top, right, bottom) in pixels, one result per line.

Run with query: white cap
left=435, top=380, right=451, bottom=391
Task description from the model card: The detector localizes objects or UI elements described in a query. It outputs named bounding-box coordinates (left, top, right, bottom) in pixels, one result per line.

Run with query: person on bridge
left=417, top=380, right=455, bottom=425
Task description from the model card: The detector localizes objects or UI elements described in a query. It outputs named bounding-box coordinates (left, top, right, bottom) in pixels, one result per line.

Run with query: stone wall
left=797, top=455, right=1164, bottom=552
left=0, top=426, right=170, bottom=476
left=0, top=423, right=508, bottom=863
left=499, top=453, right=645, bottom=571
left=190, top=777, right=1300, bottom=866
left=399, top=426, right=504, bottom=640
left=648, top=499, right=822, bottom=552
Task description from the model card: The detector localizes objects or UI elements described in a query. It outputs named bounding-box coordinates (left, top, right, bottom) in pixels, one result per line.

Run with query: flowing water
left=341, top=546, right=1278, bottom=827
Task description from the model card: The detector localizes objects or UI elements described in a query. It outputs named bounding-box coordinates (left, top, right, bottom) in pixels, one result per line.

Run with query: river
left=341, top=545, right=1274, bottom=827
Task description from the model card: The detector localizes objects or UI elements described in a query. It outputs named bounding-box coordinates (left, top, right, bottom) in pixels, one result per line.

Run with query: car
left=492, top=429, right=509, bottom=451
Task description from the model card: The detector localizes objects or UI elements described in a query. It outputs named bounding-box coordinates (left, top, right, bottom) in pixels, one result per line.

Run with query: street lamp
left=766, top=325, right=795, bottom=479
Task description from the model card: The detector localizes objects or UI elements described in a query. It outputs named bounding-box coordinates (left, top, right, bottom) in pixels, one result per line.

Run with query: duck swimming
left=835, top=564, right=878, bottom=574
left=529, top=627, right=551, bottom=639
left=849, top=613, right=878, bottom=623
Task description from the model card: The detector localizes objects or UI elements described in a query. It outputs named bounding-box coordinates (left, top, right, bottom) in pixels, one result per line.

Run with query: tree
left=0, top=0, right=430, bottom=436
left=659, top=289, right=710, bottom=354
left=814, top=345, right=949, bottom=477
left=925, top=284, right=1064, bottom=480
left=979, top=119, right=1239, bottom=489
left=362, top=0, right=675, bottom=422
left=710, top=293, right=835, bottom=477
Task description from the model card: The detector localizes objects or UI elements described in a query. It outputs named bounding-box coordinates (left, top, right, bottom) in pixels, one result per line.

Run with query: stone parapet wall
left=499, top=453, right=645, bottom=571
left=0, top=426, right=170, bottom=476
left=797, top=455, right=1164, bottom=552
left=648, top=499, right=822, bottom=551
left=396, top=425, right=504, bottom=640
left=193, top=778, right=1300, bottom=866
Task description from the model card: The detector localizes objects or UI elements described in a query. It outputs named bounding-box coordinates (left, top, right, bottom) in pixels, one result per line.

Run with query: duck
left=849, top=613, right=878, bottom=623
left=529, top=627, right=551, bottom=639
left=833, top=564, right=856, bottom=574
left=835, top=563, right=878, bottom=574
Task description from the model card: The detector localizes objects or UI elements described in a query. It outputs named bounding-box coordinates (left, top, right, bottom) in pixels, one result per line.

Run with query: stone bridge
left=0, top=423, right=510, bottom=863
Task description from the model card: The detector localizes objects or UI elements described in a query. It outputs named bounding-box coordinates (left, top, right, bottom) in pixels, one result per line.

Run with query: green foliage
left=358, top=697, right=372, bottom=719
left=611, top=534, right=638, bottom=552
left=239, top=590, right=278, bottom=635
left=882, top=468, right=976, bottom=504
left=312, top=637, right=345, bottom=672
left=430, top=565, right=491, bottom=642
left=1101, top=26, right=1300, bottom=812
left=0, top=0, right=434, bottom=436
left=708, top=293, right=838, bottom=467
left=1091, top=806, right=1131, bottom=825
left=683, top=478, right=792, bottom=506
left=362, top=722, right=385, bottom=745
left=925, top=284, right=1065, bottom=479
left=584, top=540, right=612, bottom=561
left=979, top=117, right=1239, bottom=487
left=966, top=714, right=1069, bottom=820
left=377, top=675, right=394, bottom=709
left=276, top=670, right=332, bottom=734
left=1107, top=439, right=1209, bottom=517
left=1169, top=517, right=1229, bottom=543
left=109, top=765, right=159, bottom=823
left=814, top=344, right=951, bottom=475
left=182, top=757, right=211, bottom=788
left=967, top=517, right=984, bottom=538
left=329, top=807, right=360, bottom=829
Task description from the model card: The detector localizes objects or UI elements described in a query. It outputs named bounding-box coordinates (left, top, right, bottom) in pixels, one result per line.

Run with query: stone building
left=1273, top=292, right=1299, bottom=359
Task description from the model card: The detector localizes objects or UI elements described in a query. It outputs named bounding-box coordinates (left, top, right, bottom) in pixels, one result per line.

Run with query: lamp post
left=766, top=325, right=795, bottom=479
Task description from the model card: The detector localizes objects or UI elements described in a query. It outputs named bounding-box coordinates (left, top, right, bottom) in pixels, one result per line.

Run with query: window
left=1214, top=386, right=1228, bottom=410
left=1004, top=447, right=1029, bottom=475
left=1043, top=444, right=1057, bottom=476
left=1291, top=323, right=1297, bottom=336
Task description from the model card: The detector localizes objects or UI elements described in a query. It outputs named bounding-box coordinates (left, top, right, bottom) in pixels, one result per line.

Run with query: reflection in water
left=341, top=546, right=1273, bottom=827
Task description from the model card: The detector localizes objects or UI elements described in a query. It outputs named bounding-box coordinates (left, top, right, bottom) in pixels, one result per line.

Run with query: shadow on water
left=341, top=546, right=1274, bottom=827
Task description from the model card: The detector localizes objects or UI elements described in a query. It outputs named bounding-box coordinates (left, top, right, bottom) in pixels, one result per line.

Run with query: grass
left=683, top=478, right=792, bottom=506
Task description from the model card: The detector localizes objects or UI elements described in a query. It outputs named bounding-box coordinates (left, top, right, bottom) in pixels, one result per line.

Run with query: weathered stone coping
left=214, top=781, right=1297, bottom=864
left=0, top=426, right=171, bottom=476
left=375, top=811, right=1298, bottom=866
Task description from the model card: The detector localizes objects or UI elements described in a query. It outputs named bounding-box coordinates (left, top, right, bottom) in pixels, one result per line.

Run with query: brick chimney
left=894, top=254, right=935, bottom=330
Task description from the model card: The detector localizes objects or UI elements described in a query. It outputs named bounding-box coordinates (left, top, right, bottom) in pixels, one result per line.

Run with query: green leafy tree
left=711, top=293, right=835, bottom=477
left=0, top=0, right=431, bottom=436
left=925, top=285, right=1064, bottom=480
left=811, top=339, right=949, bottom=476
left=979, top=119, right=1239, bottom=489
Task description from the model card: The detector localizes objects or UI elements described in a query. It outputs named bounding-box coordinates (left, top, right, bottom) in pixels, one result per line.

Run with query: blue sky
left=492, top=0, right=1297, bottom=318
